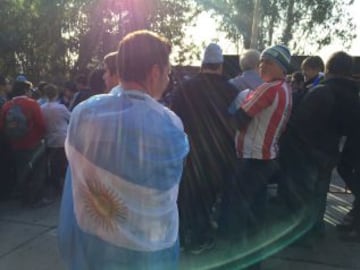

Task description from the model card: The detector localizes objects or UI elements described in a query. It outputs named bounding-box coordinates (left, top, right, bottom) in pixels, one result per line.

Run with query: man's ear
left=150, top=64, right=161, bottom=80
left=145, top=64, right=161, bottom=95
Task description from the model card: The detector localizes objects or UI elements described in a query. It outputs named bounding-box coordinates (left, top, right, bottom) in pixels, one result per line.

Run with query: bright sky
left=318, top=0, right=360, bottom=62
left=186, top=1, right=360, bottom=64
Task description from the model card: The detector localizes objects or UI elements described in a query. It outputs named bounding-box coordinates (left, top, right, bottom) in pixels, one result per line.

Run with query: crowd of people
left=0, top=29, right=360, bottom=270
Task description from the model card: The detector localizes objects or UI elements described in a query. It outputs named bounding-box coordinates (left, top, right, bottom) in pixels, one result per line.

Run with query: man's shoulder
left=11, top=96, right=39, bottom=108
left=305, top=83, right=334, bottom=101
left=255, top=80, right=283, bottom=92
left=172, top=76, right=203, bottom=100
left=180, top=74, right=204, bottom=87
left=43, top=102, right=69, bottom=111
left=201, top=73, right=238, bottom=90
left=161, top=106, right=184, bottom=130
left=70, top=94, right=113, bottom=118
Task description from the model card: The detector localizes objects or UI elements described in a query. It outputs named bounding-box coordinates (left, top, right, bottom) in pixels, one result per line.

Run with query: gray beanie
left=261, top=45, right=291, bottom=72
left=202, top=43, right=224, bottom=64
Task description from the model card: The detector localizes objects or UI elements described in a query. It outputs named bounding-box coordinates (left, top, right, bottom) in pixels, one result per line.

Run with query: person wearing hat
left=280, top=51, right=360, bottom=243
left=171, top=43, right=239, bottom=254
left=221, top=45, right=292, bottom=266
left=15, top=74, right=31, bottom=84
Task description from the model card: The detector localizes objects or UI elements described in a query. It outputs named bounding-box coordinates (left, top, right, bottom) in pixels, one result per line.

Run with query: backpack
left=4, top=100, right=29, bottom=139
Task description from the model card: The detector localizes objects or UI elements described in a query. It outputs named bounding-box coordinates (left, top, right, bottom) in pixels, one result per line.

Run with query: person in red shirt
left=222, top=45, right=292, bottom=269
left=0, top=79, right=47, bottom=206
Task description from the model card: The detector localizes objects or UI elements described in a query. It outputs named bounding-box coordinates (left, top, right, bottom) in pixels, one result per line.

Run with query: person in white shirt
left=41, top=84, right=70, bottom=195
left=229, top=49, right=263, bottom=92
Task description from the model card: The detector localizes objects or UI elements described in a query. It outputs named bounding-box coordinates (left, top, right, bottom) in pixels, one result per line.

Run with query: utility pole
left=250, top=0, right=261, bottom=49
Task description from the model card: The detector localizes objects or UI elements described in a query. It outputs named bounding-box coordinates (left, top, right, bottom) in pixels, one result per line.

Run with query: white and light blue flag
left=58, top=90, right=189, bottom=269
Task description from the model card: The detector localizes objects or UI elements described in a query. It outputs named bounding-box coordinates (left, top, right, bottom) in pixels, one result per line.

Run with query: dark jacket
left=171, top=73, right=239, bottom=188
left=288, top=77, right=360, bottom=162
left=172, top=74, right=239, bottom=160
left=292, top=73, right=325, bottom=111
left=69, top=88, right=93, bottom=111
left=171, top=73, right=240, bottom=241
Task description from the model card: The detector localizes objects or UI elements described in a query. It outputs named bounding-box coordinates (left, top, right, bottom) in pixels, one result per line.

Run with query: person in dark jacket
left=292, top=56, right=325, bottom=110
left=88, top=68, right=106, bottom=95
left=280, top=51, right=360, bottom=242
left=336, top=132, right=360, bottom=241
left=171, top=43, right=239, bottom=254
left=68, top=74, right=92, bottom=111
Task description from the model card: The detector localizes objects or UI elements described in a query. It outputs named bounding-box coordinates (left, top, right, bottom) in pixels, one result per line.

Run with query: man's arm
left=232, top=108, right=252, bottom=130
left=31, top=101, right=46, bottom=137
left=230, top=82, right=277, bottom=129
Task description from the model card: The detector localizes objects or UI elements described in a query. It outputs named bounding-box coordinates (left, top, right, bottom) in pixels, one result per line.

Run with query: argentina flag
left=58, top=90, right=189, bottom=270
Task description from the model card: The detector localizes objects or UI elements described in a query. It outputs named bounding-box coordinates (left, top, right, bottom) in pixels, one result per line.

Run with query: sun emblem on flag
left=81, top=178, right=128, bottom=232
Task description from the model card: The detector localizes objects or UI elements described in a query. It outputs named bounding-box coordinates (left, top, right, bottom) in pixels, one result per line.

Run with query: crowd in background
left=0, top=30, right=360, bottom=270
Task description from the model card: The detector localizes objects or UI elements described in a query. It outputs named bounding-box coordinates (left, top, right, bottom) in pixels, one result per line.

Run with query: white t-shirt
left=41, top=101, right=70, bottom=147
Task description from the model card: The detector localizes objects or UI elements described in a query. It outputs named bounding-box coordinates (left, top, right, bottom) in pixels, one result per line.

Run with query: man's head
left=103, top=51, right=119, bottom=92
left=43, top=83, right=59, bottom=101
left=63, top=81, right=77, bottom=100
left=117, top=30, right=172, bottom=99
left=201, top=43, right=223, bottom=73
left=75, top=74, right=87, bottom=90
left=291, top=71, right=305, bottom=92
left=11, top=81, right=32, bottom=97
left=36, top=81, right=48, bottom=98
left=240, top=49, right=261, bottom=71
left=259, top=45, right=291, bottom=82
left=15, top=74, right=32, bottom=88
left=10, top=75, right=33, bottom=98
left=88, top=68, right=105, bottom=93
left=301, top=56, right=324, bottom=82
left=325, top=51, right=353, bottom=78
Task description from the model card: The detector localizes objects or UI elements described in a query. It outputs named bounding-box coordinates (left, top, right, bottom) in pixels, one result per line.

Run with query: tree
left=0, top=0, right=199, bottom=81
left=195, top=0, right=357, bottom=53
left=0, top=0, right=73, bottom=82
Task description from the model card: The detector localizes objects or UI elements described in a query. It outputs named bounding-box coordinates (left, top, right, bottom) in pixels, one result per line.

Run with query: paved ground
left=0, top=173, right=359, bottom=270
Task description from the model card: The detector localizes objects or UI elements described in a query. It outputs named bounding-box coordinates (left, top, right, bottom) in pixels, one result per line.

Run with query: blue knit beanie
left=261, top=45, right=291, bottom=72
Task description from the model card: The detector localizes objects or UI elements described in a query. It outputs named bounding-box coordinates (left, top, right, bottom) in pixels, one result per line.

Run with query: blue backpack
left=4, top=100, right=29, bottom=139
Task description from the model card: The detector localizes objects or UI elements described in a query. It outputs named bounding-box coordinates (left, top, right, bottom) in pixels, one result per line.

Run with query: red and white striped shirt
left=235, top=80, right=292, bottom=160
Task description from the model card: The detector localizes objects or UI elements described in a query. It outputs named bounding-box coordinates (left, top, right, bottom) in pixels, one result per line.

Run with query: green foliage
left=195, top=0, right=357, bottom=53
left=3, top=0, right=354, bottom=82
left=0, top=0, right=199, bottom=82
left=0, top=0, right=77, bottom=82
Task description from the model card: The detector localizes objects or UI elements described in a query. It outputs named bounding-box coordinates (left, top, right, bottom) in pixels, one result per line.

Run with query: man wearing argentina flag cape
left=58, top=30, right=189, bottom=270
